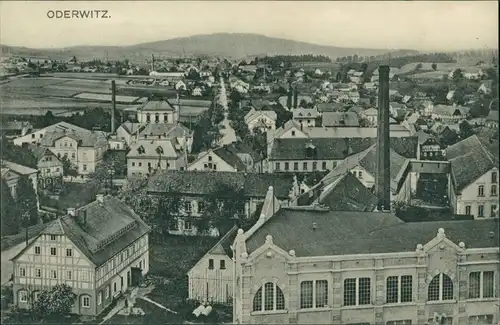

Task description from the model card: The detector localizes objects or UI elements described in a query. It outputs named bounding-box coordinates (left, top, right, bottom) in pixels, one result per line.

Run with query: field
left=399, top=62, right=493, bottom=74
left=291, top=62, right=341, bottom=70
left=407, top=71, right=447, bottom=80
left=74, top=92, right=145, bottom=104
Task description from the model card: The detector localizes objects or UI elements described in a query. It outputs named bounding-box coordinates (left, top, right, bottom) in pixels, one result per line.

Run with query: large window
left=300, top=280, right=328, bottom=309
left=469, top=271, right=495, bottom=299
left=491, top=185, right=497, bottom=196
left=19, top=267, right=26, bottom=277
left=252, top=282, right=285, bottom=312
left=386, top=275, right=413, bottom=304
left=428, top=273, right=454, bottom=301
left=82, top=295, right=90, bottom=308
left=344, top=277, right=371, bottom=306
left=478, top=185, right=485, bottom=197
left=19, top=290, right=28, bottom=303
left=34, top=246, right=41, bottom=255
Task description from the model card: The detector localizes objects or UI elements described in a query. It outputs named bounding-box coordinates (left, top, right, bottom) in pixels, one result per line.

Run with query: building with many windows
left=10, top=194, right=151, bottom=316
left=446, top=135, right=499, bottom=218
left=231, top=193, right=499, bottom=325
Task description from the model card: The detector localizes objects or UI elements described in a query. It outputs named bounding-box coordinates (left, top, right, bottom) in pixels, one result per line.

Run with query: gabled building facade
left=11, top=194, right=151, bottom=316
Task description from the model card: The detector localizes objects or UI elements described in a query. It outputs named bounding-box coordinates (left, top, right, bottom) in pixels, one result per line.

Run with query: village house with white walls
left=136, top=99, right=179, bottom=124
left=446, top=135, right=499, bottom=218
left=146, top=171, right=303, bottom=236
left=1, top=160, right=39, bottom=208
left=244, top=108, right=277, bottom=134
left=13, top=122, right=108, bottom=175
left=10, top=194, right=151, bottom=316
left=126, top=139, right=187, bottom=177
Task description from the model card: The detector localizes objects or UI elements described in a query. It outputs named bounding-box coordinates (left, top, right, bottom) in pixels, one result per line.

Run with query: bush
left=1, top=285, right=13, bottom=310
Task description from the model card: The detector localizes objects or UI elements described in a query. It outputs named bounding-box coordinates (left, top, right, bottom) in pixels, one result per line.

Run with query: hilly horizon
left=0, top=33, right=420, bottom=61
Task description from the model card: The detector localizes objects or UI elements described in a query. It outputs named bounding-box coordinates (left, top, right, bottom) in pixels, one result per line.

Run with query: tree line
left=258, top=54, right=331, bottom=67
left=118, top=177, right=257, bottom=237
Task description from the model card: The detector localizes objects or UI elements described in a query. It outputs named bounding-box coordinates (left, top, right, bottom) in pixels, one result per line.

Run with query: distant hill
left=0, top=33, right=419, bottom=61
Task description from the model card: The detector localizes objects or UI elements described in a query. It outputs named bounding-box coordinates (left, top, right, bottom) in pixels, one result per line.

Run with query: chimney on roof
left=67, top=208, right=75, bottom=216
left=96, top=193, right=104, bottom=203
left=376, top=65, right=391, bottom=212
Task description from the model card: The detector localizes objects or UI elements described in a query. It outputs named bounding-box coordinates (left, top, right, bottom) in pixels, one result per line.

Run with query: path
left=217, top=77, right=237, bottom=145
left=138, top=296, right=178, bottom=314
left=1, top=239, right=34, bottom=285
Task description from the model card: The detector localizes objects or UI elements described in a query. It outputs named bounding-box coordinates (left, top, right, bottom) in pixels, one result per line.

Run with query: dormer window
left=137, top=146, right=145, bottom=154
left=156, top=146, right=164, bottom=155
left=305, top=143, right=316, bottom=159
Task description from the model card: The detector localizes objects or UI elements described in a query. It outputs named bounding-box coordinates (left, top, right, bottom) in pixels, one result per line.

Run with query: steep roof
left=1, top=160, right=37, bottom=175
left=270, top=137, right=417, bottom=161
left=297, top=172, right=378, bottom=211
left=193, top=146, right=247, bottom=171
left=322, top=112, right=359, bottom=127
left=119, top=121, right=146, bottom=135
left=244, top=109, right=277, bottom=124
left=293, top=108, right=321, bottom=119
left=316, top=103, right=344, bottom=113
left=432, top=105, right=470, bottom=116
left=320, top=144, right=407, bottom=191
left=448, top=142, right=498, bottom=192
left=127, top=139, right=179, bottom=159
left=138, top=123, right=192, bottom=139
left=147, top=171, right=293, bottom=199
left=40, top=122, right=107, bottom=148
left=137, top=99, right=176, bottom=112
left=362, top=108, right=378, bottom=116
left=245, top=209, right=404, bottom=256
left=12, top=195, right=151, bottom=266
left=486, top=110, right=499, bottom=122
left=245, top=208, right=498, bottom=257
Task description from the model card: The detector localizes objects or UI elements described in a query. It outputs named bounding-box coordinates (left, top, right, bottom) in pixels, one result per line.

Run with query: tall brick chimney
left=376, top=65, right=391, bottom=211
left=111, top=80, right=116, bottom=134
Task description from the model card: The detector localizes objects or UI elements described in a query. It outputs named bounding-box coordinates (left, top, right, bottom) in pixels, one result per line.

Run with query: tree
left=0, top=139, right=38, bottom=168
left=360, top=63, right=368, bottom=73
left=415, top=63, right=423, bottom=71
left=201, top=183, right=247, bottom=236
left=32, top=284, right=76, bottom=318
left=1, top=180, right=19, bottom=236
left=60, top=155, right=77, bottom=176
left=459, top=120, right=474, bottom=139
left=16, top=175, right=38, bottom=227
left=452, top=68, right=464, bottom=82
left=431, top=63, right=437, bottom=71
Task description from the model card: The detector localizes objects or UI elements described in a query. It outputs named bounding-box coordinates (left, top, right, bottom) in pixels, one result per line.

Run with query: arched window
left=252, top=282, right=285, bottom=312
left=428, top=273, right=454, bottom=301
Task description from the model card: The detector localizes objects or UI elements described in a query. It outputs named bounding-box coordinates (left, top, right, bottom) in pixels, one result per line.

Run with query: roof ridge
left=475, top=135, right=495, bottom=164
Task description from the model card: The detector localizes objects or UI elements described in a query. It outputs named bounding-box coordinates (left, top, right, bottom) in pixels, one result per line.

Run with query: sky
left=0, top=1, right=498, bottom=52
